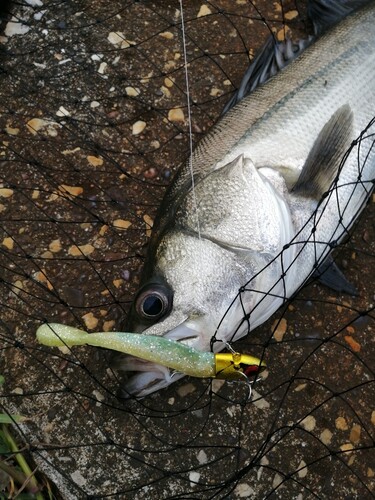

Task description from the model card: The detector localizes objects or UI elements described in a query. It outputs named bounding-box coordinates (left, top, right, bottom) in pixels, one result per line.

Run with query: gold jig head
left=214, top=352, right=266, bottom=380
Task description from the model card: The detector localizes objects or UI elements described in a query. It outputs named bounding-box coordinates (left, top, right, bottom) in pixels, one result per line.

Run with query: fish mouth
left=116, top=357, right=184, bottom=398
left=115, top=321, right=203, bottom=398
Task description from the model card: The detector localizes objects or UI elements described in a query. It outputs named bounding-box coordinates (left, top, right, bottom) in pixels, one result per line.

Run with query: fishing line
left=179, top=0, right=201, bottom=240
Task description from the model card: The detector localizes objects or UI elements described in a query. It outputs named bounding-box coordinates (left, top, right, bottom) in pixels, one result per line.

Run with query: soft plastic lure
left=36, top=323, right=265, bottom=380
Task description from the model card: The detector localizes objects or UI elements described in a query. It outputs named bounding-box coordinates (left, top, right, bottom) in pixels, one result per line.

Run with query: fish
left=115, top=0, right=375, bottom=397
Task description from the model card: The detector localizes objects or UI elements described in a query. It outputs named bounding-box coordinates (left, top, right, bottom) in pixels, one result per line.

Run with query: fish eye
left=134, top=284, right=172, bottom=321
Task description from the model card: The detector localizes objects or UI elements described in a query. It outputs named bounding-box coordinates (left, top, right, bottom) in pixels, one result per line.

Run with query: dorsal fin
left=308, top=0, right=371, bottom=35
left=292, top=104, right=353, bottom=199
left=222, top=36, right=314, bottom=114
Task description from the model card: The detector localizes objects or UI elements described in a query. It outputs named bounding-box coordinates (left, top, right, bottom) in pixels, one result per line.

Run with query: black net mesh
left=0, top=1, right=374, bottom=498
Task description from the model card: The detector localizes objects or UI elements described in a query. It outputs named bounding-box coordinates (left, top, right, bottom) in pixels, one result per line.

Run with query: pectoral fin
left=313, top=255, right=358, bottom=295
left=292, top=104, right=353, bottom=200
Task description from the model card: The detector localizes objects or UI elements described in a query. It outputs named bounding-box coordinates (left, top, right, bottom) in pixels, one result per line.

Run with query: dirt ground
left=0, top=1, right=374, bottom=498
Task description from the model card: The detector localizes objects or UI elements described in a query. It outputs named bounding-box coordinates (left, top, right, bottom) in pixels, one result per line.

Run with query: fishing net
left=0, top=0, right=374, bottom=498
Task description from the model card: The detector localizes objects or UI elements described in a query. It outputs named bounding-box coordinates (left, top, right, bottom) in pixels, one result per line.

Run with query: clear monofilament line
left=179, top=0, right=201, bottom=239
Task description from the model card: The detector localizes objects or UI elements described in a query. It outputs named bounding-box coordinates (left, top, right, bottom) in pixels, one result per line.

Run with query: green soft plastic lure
left=36, top=323, right=265, bottom=380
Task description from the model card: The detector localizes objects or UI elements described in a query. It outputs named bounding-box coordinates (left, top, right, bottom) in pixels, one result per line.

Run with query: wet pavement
left=0, top=1, right=374, bottom=498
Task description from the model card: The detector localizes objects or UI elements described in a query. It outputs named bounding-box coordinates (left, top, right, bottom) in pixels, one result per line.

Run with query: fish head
left=116, top=155, right=292, bottom=397
left=116, top=236, right=250, bottom=397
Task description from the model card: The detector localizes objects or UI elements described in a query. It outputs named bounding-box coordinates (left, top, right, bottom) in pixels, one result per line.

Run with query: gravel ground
left=0, top=1, right=374, bottom=498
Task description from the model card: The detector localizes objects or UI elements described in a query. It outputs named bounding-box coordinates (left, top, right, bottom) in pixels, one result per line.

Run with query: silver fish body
left=118, top=2, right=375, bottom=397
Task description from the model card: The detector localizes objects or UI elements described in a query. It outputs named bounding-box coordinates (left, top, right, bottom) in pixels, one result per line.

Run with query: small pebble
left=177, top=383, right=196, bottom=397
left=335, top=416, right=348, bottom=431
left=272, top=473, right=283, bottom=489
left=164, top=77, right=174, bottom=87
left=49, top=239, right=62, bottom=253
left=340, top=443, right=354, bottom=454
left=5, top=125, right=19, bottom=135
left=87, top=155, right=103, bottom=167
left=113, top=219, right=132, bottom=229
left=211, top=379, right=225, bottom=392
left=143, top=215, right=153, bottom=237
left=300, top=415, right=316, bottom=431
left=143, top=167, right=157, bottom=179
left=125, top=86, right=140, bottom=97
left=98, top=62, right=107, bottom=74
left=82, top=312, right=98, bottom=330
left=56, top=106, right=71, bottom=117
left=113, top=279, right=123, bottom=288
left=121, top=269, right=131, bottom=281
left=0, top=188, right=14, bottom=198
left=297, top=459, right=308, bottom=478
left=349, top=423, right=361, bottom=444
left=272, top=318, right=287, bottom=342
left=189, top=471, right=200, bottom=486
left=70, top=471, right=87, bottom=487
left=197, top=5, right=212, bottom=17
left=68, top=244, right=94, bottom=257
left=234, top=483, right=255, bottom=497
left=92, top=390, right=105, bottom=402
left=107, top=32, right=131, bottom=48
left=132, top=120, right=146, bottom=135
left=159, top=31, right=174, bottom=39
left=344, top=335, right=361, bottom=352
left=285, top=10, right=298, bottom=20
left=168, top=108, right=185, bottom=122
left=2, top=237, right=14, bottom=250
left=58, top=185, right=83, bottom=197
left=320, top=428, right=333, bottom=445
left=197, top=449, right=207, bottom=465
left=252, top=389, right=270, bottom=409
